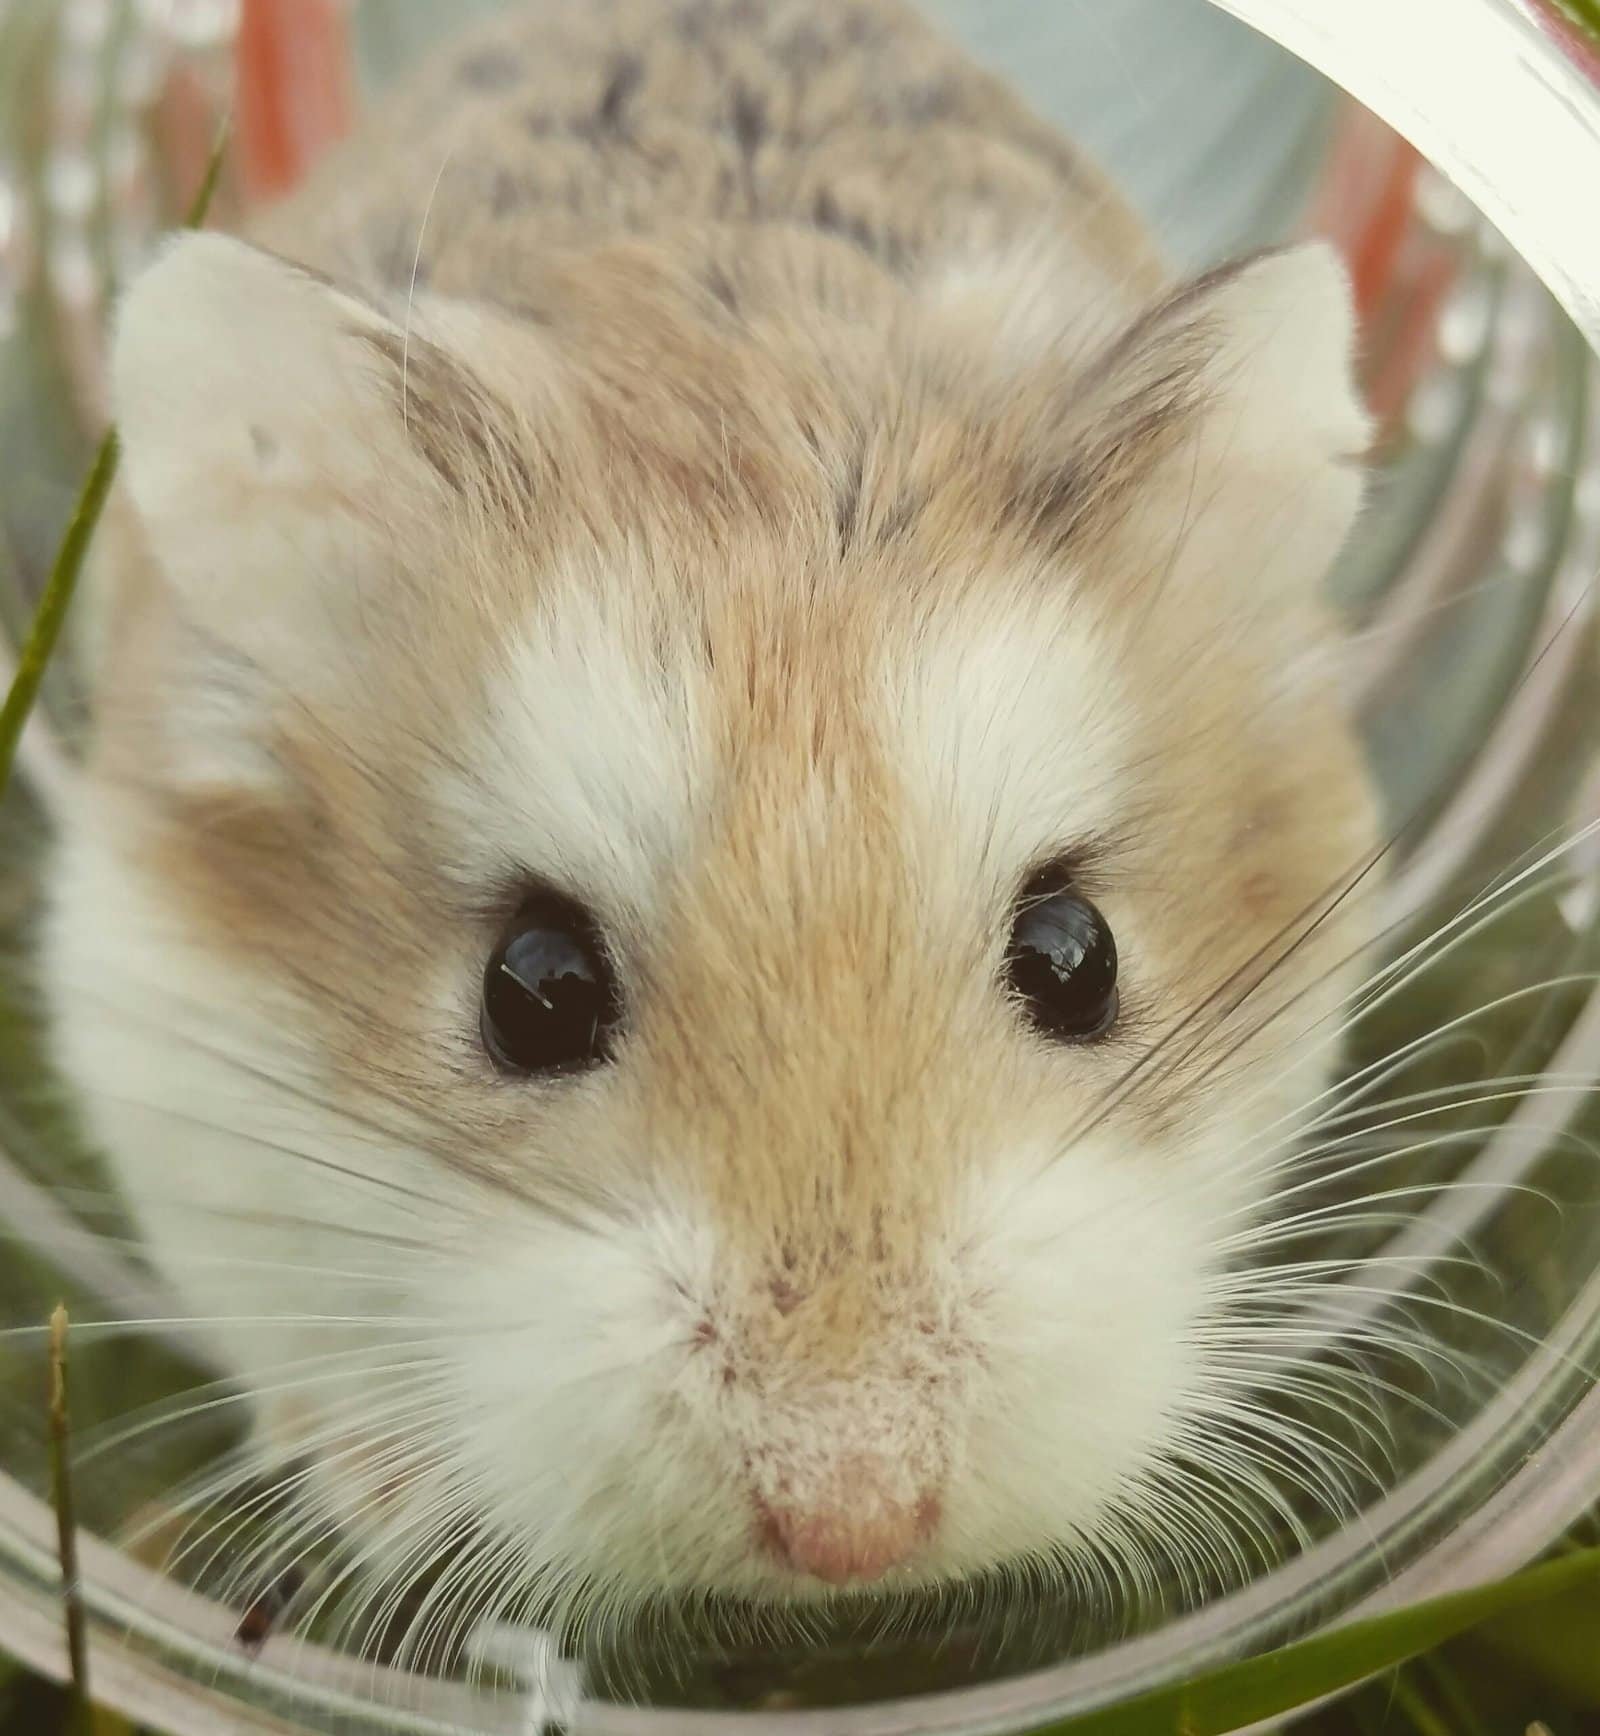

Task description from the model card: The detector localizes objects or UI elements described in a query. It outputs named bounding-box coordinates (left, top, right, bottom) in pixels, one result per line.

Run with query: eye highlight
left=1006, top=876, right=1119, bottom=1043
left=481, top=893, right=620, bottom=1075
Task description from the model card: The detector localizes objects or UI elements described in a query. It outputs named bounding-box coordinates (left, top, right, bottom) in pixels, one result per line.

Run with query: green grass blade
left=1032, top=1546, right=1600, bottom=1736
left=181, top=118, right=233, bottom=230
left=0, top=431, right=120, bottom=800
left=0, top=121, right=231, bottom=806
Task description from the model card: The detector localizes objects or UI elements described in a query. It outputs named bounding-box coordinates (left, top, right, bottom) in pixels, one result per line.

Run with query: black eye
left=481, top=895, right=620, bottom=1074
left=1006, top=882, right=1119, bottom=1042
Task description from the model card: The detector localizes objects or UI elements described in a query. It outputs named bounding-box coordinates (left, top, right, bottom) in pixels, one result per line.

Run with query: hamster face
left=47, top=230, right=1377, bottom=1625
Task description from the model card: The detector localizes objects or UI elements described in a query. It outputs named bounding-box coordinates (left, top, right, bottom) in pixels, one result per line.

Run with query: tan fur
left=57, top=0, right=1381, bottom=1608
left=246, top=0, right=1162, bottom=304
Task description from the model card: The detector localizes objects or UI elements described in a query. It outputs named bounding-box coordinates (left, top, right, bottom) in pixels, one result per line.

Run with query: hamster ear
left=111, top=231, right=437, bottom=670
left=1179, top=240, right=1370, bottom=489
left=1089, top=242, right=1372, bottom=615
left=108, top=233, right=531, bottom=791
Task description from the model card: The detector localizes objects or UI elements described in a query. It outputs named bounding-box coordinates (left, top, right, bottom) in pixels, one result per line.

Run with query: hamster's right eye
left=481, top=895, right=620, bottom=1075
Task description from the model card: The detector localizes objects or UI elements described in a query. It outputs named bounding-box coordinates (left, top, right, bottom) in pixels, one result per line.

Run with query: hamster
left=43, top=0, right=1379, bottom=1642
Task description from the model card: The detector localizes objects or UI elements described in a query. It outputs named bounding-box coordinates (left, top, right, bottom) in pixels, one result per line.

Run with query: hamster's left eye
left=1006, top=883, right=1119, bottom=1042
left=481, top=895, right=620, bottom=1075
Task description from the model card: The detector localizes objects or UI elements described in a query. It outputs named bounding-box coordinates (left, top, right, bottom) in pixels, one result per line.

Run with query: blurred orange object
left=234, top=0, right=354, bottom=202
left=1309, top=106, right=1420, bottom=320
left=1310, top=104, right=1461, bottom=440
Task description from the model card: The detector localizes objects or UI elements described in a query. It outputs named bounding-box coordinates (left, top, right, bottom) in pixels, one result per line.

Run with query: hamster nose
left=754, top=1465, right=941, bottom=1584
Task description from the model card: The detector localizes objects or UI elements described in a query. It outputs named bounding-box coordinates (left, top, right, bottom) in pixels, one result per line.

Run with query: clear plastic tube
left=1, top=2, right=1598, bottom=1731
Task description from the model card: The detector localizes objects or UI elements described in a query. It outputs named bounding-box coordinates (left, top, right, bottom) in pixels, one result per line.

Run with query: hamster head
left=47, top=228, right=1378, bottom=1625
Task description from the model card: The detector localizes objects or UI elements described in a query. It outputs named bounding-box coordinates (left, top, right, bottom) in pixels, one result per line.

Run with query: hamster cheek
left=948, top=1129, right=1237, bottom=1567
left=421, top=1203, right=759, bottom=1594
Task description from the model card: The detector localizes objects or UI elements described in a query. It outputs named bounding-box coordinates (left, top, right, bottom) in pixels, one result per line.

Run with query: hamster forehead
left=431, top=548, right=1134, bottom=949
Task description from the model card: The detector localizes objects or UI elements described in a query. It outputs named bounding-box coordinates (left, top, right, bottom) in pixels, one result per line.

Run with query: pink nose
left=755, top=1475, right=941, bottom=1585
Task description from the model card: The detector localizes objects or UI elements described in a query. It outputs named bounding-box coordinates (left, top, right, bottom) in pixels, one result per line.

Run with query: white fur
left=113, top=235, right=405, bottom=649
left=45, top=807, right=434, bottom=1407
left=1204, top=245, right=1372, bottom=467
left=430, top=572, right=712, bottom=945
left=889, top=583, right=1136, bottom=893
left=1162, top=245, right=1372, bottom=621
left=110, top=236, right=454, bottom=794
